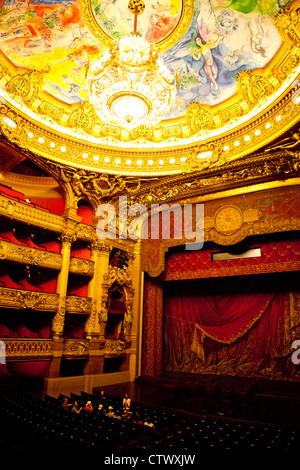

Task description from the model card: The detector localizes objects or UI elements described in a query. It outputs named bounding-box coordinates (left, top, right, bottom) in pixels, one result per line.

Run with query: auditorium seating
left=0, top=390, right=298, bottom=459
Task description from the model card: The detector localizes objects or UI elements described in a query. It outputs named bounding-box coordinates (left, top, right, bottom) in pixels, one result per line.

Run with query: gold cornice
left=5, top=173, right=56, bottom=186
left=0, top=1, right=300, bottom=174
left=127, top=150, right=300, bottom=207
left=180, top=177, right=300, bottom=206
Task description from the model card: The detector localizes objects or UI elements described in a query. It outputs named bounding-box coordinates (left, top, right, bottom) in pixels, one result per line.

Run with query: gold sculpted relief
left=102, top=266, right=134, bottom=328
left=62, top=339, right=90, bottom=357
left=65, top=296, right=92, bottom=314
left=214, top=206, right=244, bottom=235
left=0, top=288, right=58, bottom=311
left=0, top=240, right=62, bottom=270
left=52, top=296, right=66, bottom=337
left=69, top=258, right=94, bottom=277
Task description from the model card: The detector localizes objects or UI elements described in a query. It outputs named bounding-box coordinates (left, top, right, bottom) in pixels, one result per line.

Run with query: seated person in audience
left=105, top=406, right=115, bottom=418
left=144, top=416, right=156, bottom=431
left=132, top=412, right=144, bottom=425
left=99, top=390, right=107, bottom=401
left=122, top=409, right=133, bottom=420
left=84, top=401, right=93, bottom=413
left=122, top=393, right=131, bottom=411
left=60, top=397, right=72, bottom=411
left=71, top=401, right=82, bottom=414
left=114, top=409, right=122, bottom=420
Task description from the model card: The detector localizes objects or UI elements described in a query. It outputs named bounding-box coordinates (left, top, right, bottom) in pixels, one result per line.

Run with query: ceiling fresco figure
left=162, top=0, right=291, bottom=118
left=145, top=1, right=179, bottom=43
left=0, top=0, right=294, bottom=121
left=90, top=0, right=181, bottom=42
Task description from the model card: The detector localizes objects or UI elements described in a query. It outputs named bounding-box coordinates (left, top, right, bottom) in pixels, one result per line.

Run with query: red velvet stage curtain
left=163, top=291, right=298, bottom=378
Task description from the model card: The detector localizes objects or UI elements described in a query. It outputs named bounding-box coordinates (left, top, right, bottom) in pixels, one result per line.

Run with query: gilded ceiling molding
left=275, top=4, right=300, bottom=46
left=0, top=1, right=300, bottom=174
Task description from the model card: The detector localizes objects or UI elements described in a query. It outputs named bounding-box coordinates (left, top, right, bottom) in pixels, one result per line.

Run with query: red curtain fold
left=164, top=291, right=287, bottom=370
left=165, top=293, right=275, bottom=344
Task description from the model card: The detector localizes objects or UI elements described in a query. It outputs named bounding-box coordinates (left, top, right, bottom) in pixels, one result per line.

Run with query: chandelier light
left=87, top=0, right=177, bottom=129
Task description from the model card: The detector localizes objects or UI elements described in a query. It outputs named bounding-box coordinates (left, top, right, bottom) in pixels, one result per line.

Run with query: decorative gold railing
left=0, top=239, right=62, bottom=270
left=65, top=296, right=92, bottom=314
left=1, top=338, right=54, bottom=360
left=69, top=258, right=94, bottom=277
left=0, top=288, right=59, bottom=311
left=62, top=339, right=90, bottom=359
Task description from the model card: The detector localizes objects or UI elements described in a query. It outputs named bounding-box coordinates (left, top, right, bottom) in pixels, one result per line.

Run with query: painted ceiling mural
left=90, top=0, right=183, bottom=43
left=0, top=0, right=292, bottom=115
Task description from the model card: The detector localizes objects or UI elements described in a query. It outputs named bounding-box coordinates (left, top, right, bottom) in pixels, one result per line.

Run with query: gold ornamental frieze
left=0, top=240, right=62, bottom=270
left=62, top=339, right=90, bottom=358
left=76, top=224, right=97, bottom=242
left=104, top=338, right=127, bottom=355
left=129, top=151, right=300, bottom=208
left=69, top=258, right=94, bottom=277
left=1, top=338, right=54, bottom=361
left=65, top=296, right=92, bottom=314
left=0, top=2, right=300, bottom=174
left=103, top=266, right=132, bottom=286
left=0, top=288, right=59, bottom=311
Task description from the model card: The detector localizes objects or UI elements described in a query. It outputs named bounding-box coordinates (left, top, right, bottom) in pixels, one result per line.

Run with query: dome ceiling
left=0, top=0, right=299, bottom=175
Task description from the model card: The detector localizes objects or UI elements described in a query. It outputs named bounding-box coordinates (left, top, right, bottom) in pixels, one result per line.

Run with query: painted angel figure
left=194, top=0, right=227, bottom=97
left=162, top=0, right=223, bottom=101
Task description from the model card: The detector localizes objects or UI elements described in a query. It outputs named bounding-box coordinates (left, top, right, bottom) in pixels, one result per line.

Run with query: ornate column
left=83, top=240, right=111, bottom=377
left=129, top=239, right=144, bottom=380
left=52, top=230, right=76, bottom=337
left=48, top=225, right=76, bottom=378
left=84, top=241, right=112, bottom=339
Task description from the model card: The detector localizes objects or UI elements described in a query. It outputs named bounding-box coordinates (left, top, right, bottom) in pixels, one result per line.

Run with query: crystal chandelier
left=87, top=0, right=176, bottom=129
